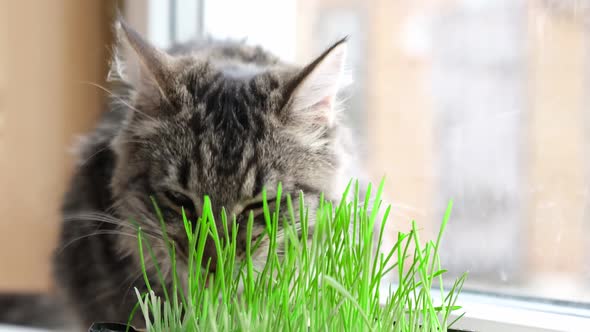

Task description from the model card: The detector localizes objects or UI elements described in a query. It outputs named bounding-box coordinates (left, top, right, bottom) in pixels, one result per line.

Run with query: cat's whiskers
left=62, top=213, right=163, bottom=242
left=76, top=139, right=148, bottom=167
left=76, top=146, right=111, bottom=167
left=57, top=230, right=143, bottom=254
left=108, top=199, right=169, bottom=230
left=63, top=213, right=128, bottom=228
left=76, top=80, right=155, bottom=121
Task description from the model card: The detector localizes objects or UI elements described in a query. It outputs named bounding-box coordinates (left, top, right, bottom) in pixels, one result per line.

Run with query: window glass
left=165, top=0, right=590, bottom=304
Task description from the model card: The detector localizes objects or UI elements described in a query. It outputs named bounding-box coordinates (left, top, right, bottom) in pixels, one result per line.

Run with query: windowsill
left=0, top=325, right=47, bottom=332
left=451, top=292, right=590, bottom=331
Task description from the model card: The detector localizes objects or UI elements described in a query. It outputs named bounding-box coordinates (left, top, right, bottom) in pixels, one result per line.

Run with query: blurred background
left=0, top=0, right=589, bottom=310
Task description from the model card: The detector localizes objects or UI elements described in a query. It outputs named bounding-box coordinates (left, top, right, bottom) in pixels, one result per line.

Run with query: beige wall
left=0, top=1, right=114, bottom=291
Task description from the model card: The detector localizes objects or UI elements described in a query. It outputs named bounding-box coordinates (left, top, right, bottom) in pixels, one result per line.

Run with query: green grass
left=131, top=180, right=467, bottom=331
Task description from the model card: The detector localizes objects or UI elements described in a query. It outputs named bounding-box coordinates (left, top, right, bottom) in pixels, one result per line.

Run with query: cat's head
left=109, top=21, right=351, bottom=271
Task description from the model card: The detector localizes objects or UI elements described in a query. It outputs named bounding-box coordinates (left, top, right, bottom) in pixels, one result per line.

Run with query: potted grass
left=90, top=180, right=471, bottom=332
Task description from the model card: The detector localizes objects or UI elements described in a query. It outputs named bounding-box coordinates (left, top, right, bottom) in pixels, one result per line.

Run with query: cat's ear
left=115, top=20, right=176, bottom=104
left=285, top=37, right=349, bottom=127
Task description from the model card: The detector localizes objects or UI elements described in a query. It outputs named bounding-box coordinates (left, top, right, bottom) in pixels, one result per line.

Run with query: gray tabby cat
left=48, top=20, right=355, bottom=330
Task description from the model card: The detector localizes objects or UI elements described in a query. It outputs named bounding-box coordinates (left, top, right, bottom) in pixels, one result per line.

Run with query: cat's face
left=110, top=21, right=349, bottom=271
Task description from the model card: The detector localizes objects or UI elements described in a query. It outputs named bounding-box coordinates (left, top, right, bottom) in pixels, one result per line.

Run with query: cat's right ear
left=114, top=19, right=177, bottom=107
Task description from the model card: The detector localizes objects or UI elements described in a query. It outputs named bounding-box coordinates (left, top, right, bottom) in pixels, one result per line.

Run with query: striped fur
left=48, top=21, right=353, bottom=330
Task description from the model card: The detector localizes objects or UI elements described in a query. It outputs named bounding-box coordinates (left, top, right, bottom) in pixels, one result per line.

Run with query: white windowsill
left=0, top=325, right=47, bottom=332
left=450, top=292, right=590, bottom=332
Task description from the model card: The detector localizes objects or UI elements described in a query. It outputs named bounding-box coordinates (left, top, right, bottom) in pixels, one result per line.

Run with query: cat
left=14, top=19, right=356, bottom=330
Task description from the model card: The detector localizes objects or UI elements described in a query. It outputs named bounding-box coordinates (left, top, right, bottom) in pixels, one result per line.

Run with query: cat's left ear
left=285, top=37, right=349, bottom=127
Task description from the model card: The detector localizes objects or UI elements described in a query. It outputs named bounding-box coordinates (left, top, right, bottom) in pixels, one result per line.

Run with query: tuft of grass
left=132, top=180, right=467, bottom=331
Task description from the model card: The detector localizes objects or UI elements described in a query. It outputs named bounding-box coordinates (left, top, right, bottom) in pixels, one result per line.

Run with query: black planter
left=89, top=322, right=474, bottom=332
left=89, top=322, right=143, bottom=332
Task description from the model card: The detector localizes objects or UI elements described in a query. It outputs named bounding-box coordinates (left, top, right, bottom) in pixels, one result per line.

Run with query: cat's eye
left=163, top=190, right=194, bottom=209
left=242, top=197, right=276, bottom=215
left=244, top=201, right=265, bottom=212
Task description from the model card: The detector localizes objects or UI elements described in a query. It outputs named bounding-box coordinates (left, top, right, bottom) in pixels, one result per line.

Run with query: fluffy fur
left=49, top=21, right=354, bottom=329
